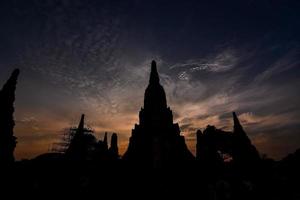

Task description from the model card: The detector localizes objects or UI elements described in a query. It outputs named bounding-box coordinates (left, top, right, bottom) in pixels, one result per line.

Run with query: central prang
left=123, top=60, right=194, bottom=168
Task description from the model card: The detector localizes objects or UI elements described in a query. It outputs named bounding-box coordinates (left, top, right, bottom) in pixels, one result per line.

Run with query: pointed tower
left=233, top=112, right=246, bottom=135
left=232, top=112, right=252, bottom=144
left=77, top=114, right=85, bottom=135
left=103, top=132, right=108, bottom=151
left=66, top=114, right=96, bottom=160
left=149, top=60, right=160, bottom=84
left=231, top=112, right=260, bottom=167
left=109, top=133, right=119, bottom=159
left=123, top=61, right=194, bottom=167
left=233, top=112, right=241, bottom=129
left=0, top=69, right=20, bottom=163
left=143, top=60, right=167, bottom=114
left=196, top=130, right=202, bottom=160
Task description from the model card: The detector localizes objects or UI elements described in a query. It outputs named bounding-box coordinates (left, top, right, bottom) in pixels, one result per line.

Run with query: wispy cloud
left=169, top=49, right=238, bottom=75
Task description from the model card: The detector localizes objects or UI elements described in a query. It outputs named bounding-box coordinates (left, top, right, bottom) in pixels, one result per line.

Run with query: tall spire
left=231, top=112, right=261, bottom=165
left=144, top=60, right=167, bottom=110
left=109, top=133, right=119, bottom=159
left=196, top=130, right=203, bottom=159
left=149, top=60, right=160, bottom=85
left=77, top=114, right=85, bottom=133
left=233, top=112, right=243, bottom=132
left=103, top=132, right=108, bottom=150
left=232, top=111, right=250, bottom=141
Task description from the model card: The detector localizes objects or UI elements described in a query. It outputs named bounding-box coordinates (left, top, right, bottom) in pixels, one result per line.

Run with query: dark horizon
left=0, top=0, right=299, bottom=160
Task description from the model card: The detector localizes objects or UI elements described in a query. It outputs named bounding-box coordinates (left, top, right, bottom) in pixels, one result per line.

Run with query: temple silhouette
left=49, top=114, right=119, bottom=161
left=196, top=112, right=260, bottom=173
left=123, top=61, right=194, bottom=167
left=0, top=69, right=19, bottom=164
left=0, top=62, right=299, bottom=199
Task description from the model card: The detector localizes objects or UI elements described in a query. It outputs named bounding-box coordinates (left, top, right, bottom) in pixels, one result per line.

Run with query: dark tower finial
left=149, top=60, right=159, bottom=84
left=77, top=114, right=85, bottom=133
left=0, top=68, right=20, bottom=163
left=109, top=133, right=119, bottom=159
left=143, top=60, right=167, bottom=110
left=10, top=69, right=20, bottom=81
left=103, top=132, right=108, bottom=150
left=196, top=130, right=202, bottom=159
left=233, top=112, right=243, bottom=133
left=1, top=69, right=20, bottom=97
left=231, top=111, right=261, bottom=167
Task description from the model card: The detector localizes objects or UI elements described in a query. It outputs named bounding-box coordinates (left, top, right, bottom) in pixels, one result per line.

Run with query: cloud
left=18, top=116, right=38, bottom=123
left=169, top=49, right=238, bottom=74
left=238, top=112, right=299, bottom=128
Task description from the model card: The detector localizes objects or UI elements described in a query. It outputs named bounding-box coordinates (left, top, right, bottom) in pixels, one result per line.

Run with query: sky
left=0, top=0, right=299, bottom=160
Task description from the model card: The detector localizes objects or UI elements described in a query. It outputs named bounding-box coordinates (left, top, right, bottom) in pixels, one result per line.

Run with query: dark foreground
left=1, top=154, right=300, bottom=200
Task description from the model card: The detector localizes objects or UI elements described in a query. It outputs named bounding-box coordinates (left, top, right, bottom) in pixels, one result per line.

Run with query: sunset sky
left=0, top=0, right=299, bottom=160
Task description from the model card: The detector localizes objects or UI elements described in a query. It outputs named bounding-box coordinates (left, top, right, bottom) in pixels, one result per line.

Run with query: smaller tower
left=109, top=133, right=119, bottom=159
left=196, top=130, right=202, bottom=159
left=103, top=132, right=108, bottom=151
left=65, top=114, right=96, bottom=161
left=77, top=114, right=85, bottom=135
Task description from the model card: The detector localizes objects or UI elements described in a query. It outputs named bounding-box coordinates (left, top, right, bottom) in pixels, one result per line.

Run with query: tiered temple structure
left=0, top=69, right=19, bottom=163
left=123, top=61, right=194, bottom=168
